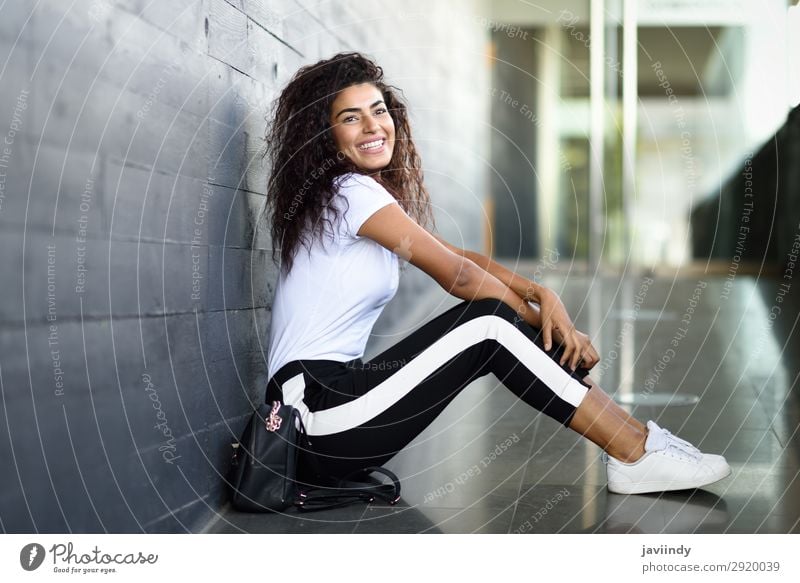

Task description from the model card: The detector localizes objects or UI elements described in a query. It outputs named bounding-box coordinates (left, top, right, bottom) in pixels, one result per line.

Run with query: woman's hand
left=536, top=288, right=600, bottom=370
left=551, top=327, right=600, bottom=370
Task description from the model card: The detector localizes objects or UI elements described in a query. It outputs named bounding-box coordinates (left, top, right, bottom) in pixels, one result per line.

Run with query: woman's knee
left=464, top=297, right=520, bottom=321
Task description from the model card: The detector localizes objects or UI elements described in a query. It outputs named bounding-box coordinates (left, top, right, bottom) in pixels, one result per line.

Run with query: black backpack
left=228, top=401, right=401, bottom=512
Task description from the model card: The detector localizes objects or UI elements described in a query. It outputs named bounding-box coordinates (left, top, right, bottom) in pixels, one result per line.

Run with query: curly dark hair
left=260, top=51, right=435, bottom=276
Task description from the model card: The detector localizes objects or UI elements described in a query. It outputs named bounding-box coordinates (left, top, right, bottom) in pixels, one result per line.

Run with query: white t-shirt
left=266, top=172, right=401, bottom=381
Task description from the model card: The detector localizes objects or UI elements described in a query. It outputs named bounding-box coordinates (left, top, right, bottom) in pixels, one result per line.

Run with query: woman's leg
left=270, top=297, right=729, bottom=494
left=568, top=375, right=647, bottom=463
left=280, top=297, right=601, bottom=481
left=571, top=376, right=731, bottom=495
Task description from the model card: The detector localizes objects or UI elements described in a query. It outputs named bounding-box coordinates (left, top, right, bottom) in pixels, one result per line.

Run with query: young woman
left=261, top=52, right=731, bottom=496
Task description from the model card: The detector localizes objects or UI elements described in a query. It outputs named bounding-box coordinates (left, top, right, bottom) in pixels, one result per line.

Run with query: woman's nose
left=363, top=115, right=380, bottom=132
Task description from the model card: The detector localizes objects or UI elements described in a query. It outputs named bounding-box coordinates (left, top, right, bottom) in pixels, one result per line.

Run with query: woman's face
left=329, top=83, right=395, bottom=173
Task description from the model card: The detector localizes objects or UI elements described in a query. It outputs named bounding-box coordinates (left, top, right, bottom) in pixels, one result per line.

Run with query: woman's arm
left=357, top=205, right=598, bottom=369
left=431, top=234, right=543, bottom=304
left=432, top=234, right=600, bottom=370
left=356, top=205, right=542, bottom=329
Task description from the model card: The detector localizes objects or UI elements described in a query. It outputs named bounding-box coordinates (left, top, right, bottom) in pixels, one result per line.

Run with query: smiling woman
left=329, top=83, right=396, bottom=172
left=260, top=51, right=434, bottom=278
left=259, top=51, right=731, bottom=496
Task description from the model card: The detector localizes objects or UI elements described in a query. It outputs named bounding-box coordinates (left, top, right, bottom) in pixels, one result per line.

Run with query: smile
left=357, top=139, right=385, bottom=152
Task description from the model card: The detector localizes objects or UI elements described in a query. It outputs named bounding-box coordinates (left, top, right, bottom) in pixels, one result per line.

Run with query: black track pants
left=265, top=298, right=593, bottom=482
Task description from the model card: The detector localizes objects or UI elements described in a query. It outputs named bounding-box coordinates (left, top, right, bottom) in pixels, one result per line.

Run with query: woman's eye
left=344, top=115, right=358, bottom=123
left=374, top=108, right=387, bottom=115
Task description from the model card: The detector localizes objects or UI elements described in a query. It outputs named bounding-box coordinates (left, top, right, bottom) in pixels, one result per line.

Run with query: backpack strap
left=334, top=466, right=402, bottom=504
left=288, top=406, right=402, bottom=512
left=294, top=467, right=401, bottom=512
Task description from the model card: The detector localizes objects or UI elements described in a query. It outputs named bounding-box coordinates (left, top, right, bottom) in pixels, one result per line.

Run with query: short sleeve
left=335, top=173, right=399, bottom=240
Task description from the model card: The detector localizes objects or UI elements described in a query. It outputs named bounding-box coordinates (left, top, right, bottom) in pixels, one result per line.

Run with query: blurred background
left=1, top=0, right=798, bottom=534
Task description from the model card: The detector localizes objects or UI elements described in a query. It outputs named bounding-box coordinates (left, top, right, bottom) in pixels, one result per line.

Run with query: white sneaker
left=605, top=420, right=731, bottom=495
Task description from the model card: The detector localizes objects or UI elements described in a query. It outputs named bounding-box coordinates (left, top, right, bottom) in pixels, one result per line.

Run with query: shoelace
left=660, top=427, right=701, bottom=452
left=601, top=425, right=703, bottom=464
left=661, top=429, right=703, bottom=461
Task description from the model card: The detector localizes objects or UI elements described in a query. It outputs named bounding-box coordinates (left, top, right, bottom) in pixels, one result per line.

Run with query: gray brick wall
left=0, top=0, right=489, bottom=532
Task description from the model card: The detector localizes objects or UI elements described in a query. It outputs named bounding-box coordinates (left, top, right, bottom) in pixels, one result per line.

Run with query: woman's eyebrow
left=334, top=99, right=385, bottom=119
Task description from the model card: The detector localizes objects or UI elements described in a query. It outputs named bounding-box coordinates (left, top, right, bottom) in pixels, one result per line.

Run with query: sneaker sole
left=607, top=465, right=732, bottom=495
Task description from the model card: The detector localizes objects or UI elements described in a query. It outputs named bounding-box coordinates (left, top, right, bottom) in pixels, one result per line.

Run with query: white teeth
left=358, top=139, right=384, bottom=151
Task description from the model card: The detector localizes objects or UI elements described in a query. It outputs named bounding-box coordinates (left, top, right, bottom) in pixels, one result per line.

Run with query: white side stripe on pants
left=281, top=315, right=589, bottom=436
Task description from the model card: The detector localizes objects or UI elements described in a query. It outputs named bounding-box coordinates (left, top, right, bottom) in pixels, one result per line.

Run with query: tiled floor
left=208, top=272, right=800, bottom=534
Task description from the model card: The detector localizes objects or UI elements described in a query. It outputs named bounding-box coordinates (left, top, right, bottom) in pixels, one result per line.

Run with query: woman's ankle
left=607, top=428, right=647, bottom=463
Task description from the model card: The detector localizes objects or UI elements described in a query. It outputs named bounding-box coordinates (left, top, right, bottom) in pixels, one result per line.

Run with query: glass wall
left=488, top=0, right=795, bottom=270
